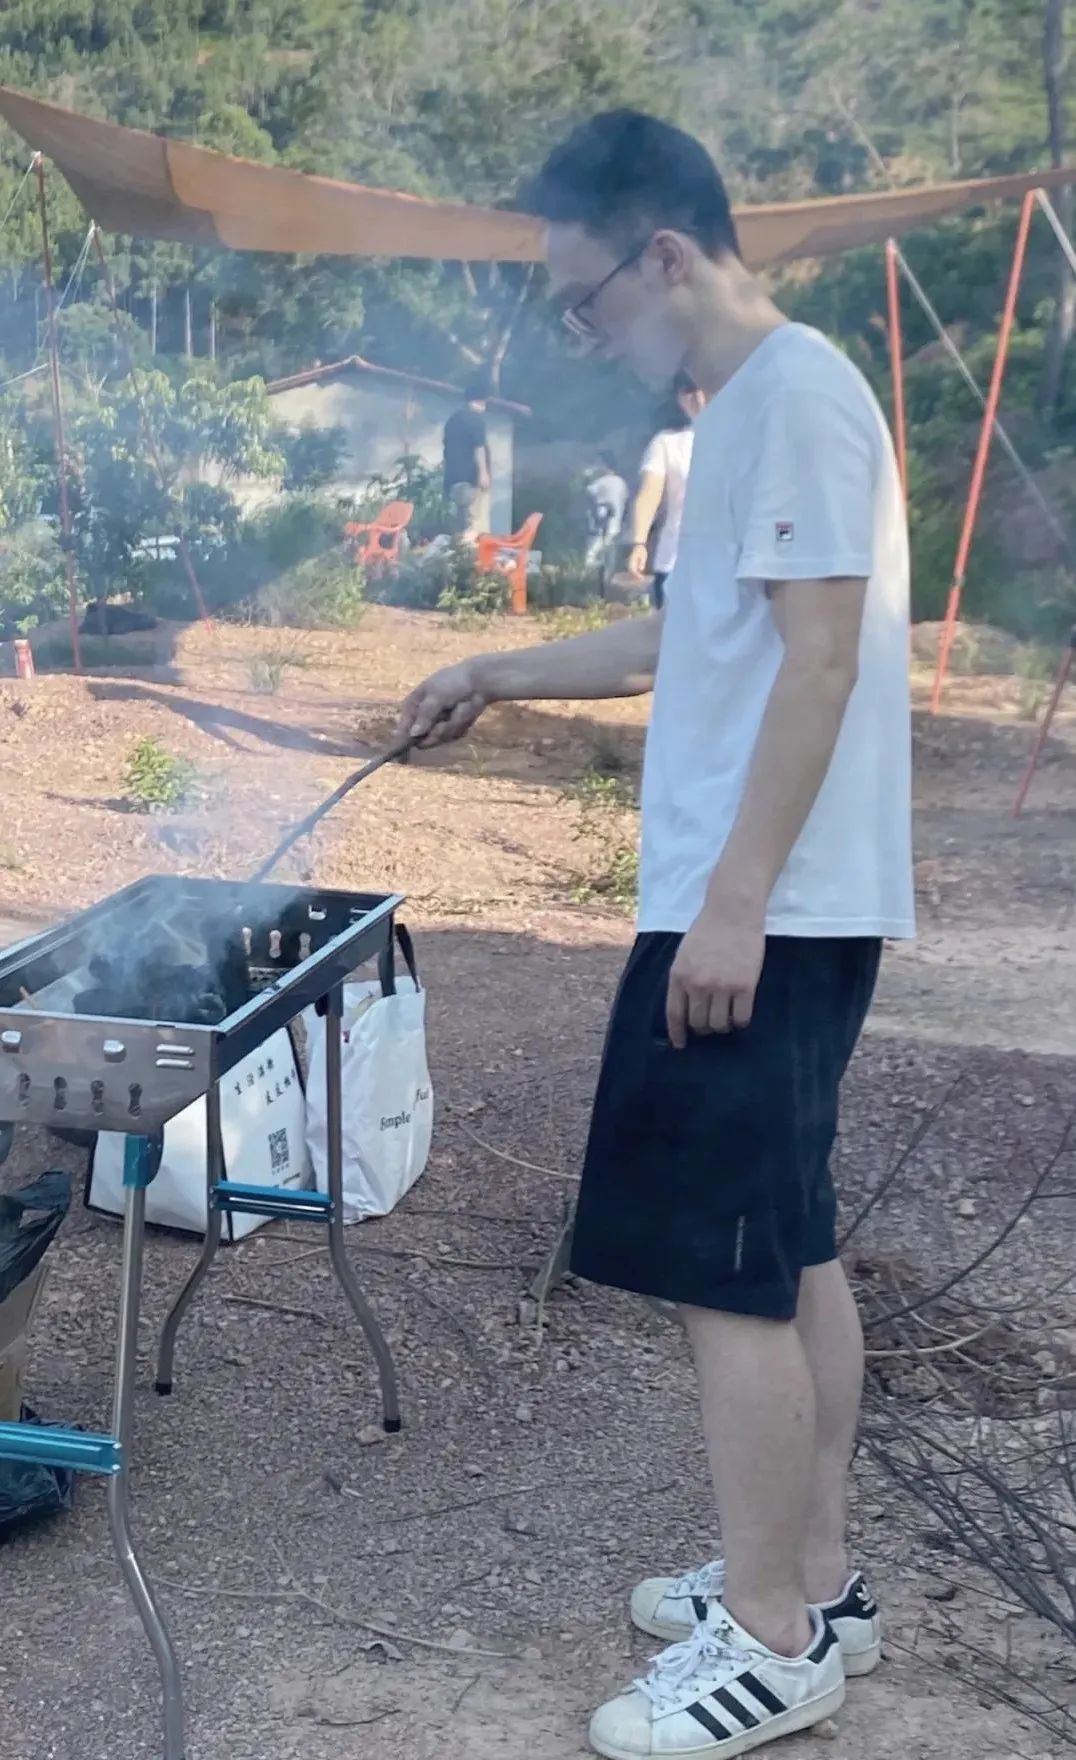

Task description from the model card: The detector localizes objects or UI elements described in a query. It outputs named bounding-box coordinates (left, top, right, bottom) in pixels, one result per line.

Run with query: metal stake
left=110, top=1163, right=186, bottom=1760
left=155, top=1082, right=224, bottom=1395
left=324, top=983, right=401, bottom=1432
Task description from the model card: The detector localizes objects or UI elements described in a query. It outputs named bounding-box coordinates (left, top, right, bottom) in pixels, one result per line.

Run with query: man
left=400, top=109, right=913, bottom=1759
left=443, top=368, right=493, bottom=539
left=584, top=450, right=630, bottom=571
left=628, top=371, right=707, bottom=608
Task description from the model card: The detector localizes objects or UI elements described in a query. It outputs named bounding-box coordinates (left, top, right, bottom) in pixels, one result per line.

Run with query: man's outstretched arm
left=398, top=610, right=662, bottom=746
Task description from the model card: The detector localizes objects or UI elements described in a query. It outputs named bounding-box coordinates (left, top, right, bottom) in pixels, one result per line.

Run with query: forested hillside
left=1, top=0, right=1074, bottom=634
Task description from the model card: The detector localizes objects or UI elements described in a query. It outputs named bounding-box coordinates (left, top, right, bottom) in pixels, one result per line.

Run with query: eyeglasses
left=561, top=240, right=649, bottom=341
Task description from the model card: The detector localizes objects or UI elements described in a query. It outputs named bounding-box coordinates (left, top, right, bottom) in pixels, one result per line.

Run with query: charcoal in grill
left=74, top=956, right=228, bottom=1025
left=71, top=920, right=252, bottom=1026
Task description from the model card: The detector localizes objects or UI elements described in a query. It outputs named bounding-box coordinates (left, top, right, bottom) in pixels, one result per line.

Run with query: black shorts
left=570, top=933, right=881, bottom=1321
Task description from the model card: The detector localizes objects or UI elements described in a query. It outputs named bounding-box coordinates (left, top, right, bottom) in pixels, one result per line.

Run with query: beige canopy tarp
left=1, top=84, right=1073, bottom=268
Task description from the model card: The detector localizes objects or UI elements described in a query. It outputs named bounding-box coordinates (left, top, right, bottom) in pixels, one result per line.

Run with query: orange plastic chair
left=345, top=500, right=414, bottom=571
left=476, top=512, right=543, bottom=615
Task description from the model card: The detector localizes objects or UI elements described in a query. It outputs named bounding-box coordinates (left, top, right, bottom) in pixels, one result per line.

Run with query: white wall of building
left=249, top=373, right=517, bottom=535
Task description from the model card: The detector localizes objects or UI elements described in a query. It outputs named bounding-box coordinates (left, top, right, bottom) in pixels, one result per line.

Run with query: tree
left=280, top=419, right=347, bottom=491
left=63, top=366, right=282, bottom=599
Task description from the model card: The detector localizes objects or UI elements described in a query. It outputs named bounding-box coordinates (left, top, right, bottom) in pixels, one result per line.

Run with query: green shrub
left=33, top=632, right=159, bottom=672
left=1014, top=641, right=1058, bottom=719
left=436, top=568, right=509, bottom=625
left=124, top=737, right=200, bottom=813
left=279, top=422, right=347, bottom=492
left=371, top=552, right=446, bottom=610
left=254, top=550, right=366, bottom=628
left=354, top=453, right=451, bottom=544
left=0, top=520, right=69, bottom=637
left=147, top=493, right=353, bottom=620
left=374, top=539, right=508, bottom=622
left=248, top=494, right=349, bottom=572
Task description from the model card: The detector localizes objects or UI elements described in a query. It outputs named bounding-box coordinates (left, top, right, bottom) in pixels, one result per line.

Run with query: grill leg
left=109, top=1177, right=186, bottom=1760
left=155, top=1083, right=224, bottom=1396
left=324, top=983, right=401, bottom=1433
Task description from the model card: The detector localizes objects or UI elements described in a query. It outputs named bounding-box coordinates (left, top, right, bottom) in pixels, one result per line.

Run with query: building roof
left=265, top=355, right=530, bottom=416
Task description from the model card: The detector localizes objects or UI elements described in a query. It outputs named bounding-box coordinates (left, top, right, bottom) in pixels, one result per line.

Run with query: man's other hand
left=665, top=903, right=765, bottom=1048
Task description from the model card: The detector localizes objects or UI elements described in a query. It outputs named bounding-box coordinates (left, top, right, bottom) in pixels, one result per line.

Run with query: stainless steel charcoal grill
left=0, top=875, right=407, bottom=1760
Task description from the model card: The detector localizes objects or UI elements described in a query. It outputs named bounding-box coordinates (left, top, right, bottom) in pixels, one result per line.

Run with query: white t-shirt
left=639, top=427, right=695, bottom=574
left=638, top=323, right=914, bottom=940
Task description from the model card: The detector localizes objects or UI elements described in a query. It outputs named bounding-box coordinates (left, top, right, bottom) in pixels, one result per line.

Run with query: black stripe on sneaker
left=737, top=1673, right=786, bottom=1717
left=691, top=1596, right=708, bottom=1622
left=810, top=1621, right=839, bottom=1666
left=710, top=1686, right=760, bottom=1730
left=825, top=1577, right=876, bottom=1622
left=687, top=1704, right=731, bottom=1741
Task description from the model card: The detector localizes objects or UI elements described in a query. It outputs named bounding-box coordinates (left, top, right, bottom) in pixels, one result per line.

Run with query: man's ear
left=648, top=230, right=692, bottom=287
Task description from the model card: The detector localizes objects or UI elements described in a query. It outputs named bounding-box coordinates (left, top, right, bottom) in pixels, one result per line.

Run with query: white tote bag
left=304, top=926, right=432, bottom=1222
left=86, top=1026, right=309, bottom=1239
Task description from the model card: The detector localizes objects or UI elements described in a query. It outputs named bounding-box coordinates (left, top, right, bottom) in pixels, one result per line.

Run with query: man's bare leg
left=795, top=1258, right=864, bottom=1605
left=682, top=1305, right=815, bottom=1657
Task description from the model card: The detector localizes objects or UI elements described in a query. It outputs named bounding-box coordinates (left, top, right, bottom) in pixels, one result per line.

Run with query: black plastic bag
left=0, top=1171, right=70, bottom=1306
left=0, top=1406, right=75, bottom=1540
left=0, top=1173, right=74, bottom=1538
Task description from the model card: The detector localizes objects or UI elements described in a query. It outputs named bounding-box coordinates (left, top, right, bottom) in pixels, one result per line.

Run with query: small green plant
left=572, top=768, right=636, bottom=813
left=123, top=736, right=199, bottom=813
left=247, top=642, right=309, bottom=694
left=437, top=568, right=510, bottom=626
left=248, top=653, right=286, bottom=693
left=564, top=759, right=640, bottom=911
left=538, top=600, right=619, bottom=641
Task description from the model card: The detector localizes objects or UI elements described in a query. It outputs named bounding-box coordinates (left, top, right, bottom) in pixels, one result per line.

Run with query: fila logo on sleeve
left=775, top=521, right=794, bottom=543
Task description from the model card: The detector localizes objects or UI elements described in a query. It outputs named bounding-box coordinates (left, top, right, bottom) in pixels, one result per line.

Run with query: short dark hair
left=524, top=110, right=740, bottom=261
left=465, top=368, right=494, bottom=402
left=654, top=392, right=693, bottom=434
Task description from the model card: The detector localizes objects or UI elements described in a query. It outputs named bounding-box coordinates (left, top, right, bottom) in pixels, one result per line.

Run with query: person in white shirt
left=628, top=373, right=706, bottom=606
left=398, top=109, right=912, bottom=1760
left=584, top=450, right=630, bottom=571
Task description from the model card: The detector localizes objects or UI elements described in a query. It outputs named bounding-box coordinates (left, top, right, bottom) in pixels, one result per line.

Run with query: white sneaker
left=631, top=1563, right=881, bottom=1679
left=589, top=1605, right=845, bottom=1758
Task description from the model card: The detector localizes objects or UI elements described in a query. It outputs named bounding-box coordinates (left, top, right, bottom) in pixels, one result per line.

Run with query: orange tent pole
left=931, top=189, right=1037, bottom=713
left=885, top=238, right=908, bottom=500
left=36, top=154, right=82, bottom=675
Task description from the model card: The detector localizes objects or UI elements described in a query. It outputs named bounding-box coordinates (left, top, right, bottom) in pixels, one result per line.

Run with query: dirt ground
left=1, top=609, right=1075, bottom=1760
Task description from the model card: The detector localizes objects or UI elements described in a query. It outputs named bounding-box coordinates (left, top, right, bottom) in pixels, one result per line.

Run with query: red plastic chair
left=476, top=512, right=543, bottom=615
left=345, top=500, right=414, bottom=571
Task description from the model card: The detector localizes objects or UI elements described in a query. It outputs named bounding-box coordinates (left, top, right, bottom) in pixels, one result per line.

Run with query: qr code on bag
left=268, top=1128, right=290, bottom=1175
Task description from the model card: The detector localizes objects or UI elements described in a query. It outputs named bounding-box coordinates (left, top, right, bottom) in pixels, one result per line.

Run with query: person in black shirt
left=443, top=369, right=493, bottom=538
